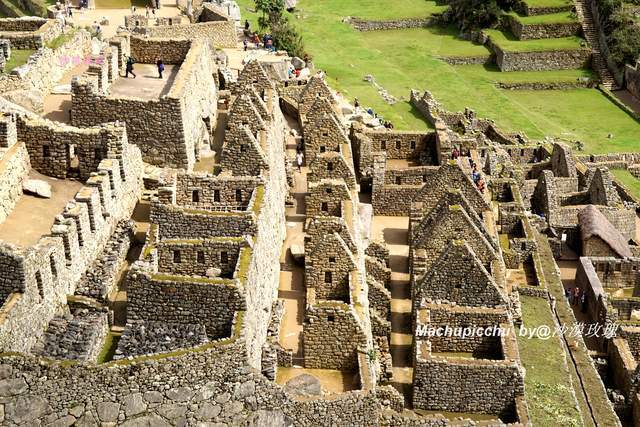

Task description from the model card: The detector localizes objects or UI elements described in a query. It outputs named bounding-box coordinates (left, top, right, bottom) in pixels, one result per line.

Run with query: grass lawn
left=508, top=11, right=578, bottom=25
left=524, top=0, right=572, bottom=8
left=484, top=29, right=587, bottom=52
left=235, top=0, right=640, bottom=151
left=612, top=169, right=640, bottom=199
left=518, top=296, right=582, bottom=426
left=2, top=49, right=34, bottom=73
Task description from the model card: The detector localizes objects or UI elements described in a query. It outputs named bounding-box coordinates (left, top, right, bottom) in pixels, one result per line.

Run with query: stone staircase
left=575, top=0, right=620, bottom=90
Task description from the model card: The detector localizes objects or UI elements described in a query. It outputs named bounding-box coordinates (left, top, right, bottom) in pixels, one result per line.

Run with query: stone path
left=574, top=0, right=619, bottom=89
left=109, top=63, right=179, bottom=100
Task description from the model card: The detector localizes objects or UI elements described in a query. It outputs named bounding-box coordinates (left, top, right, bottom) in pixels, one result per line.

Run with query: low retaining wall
left=349, top=16, right=436, bottom=31
left=503, top=14, right=580, bottom=40
left=489, top=39, right=591, bottom=72
left=497, top=80, right=593, bottom=90
left=440, top=55, right=492, bottom=65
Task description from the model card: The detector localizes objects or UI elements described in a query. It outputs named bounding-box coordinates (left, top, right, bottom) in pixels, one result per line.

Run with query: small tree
left=254, top=0, right=306, bottom=58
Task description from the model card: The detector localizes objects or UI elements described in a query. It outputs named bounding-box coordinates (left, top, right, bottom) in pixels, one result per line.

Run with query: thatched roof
left=579, top=205, right=632, bottom=258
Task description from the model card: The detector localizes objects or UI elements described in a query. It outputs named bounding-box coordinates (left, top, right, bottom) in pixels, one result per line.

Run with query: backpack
left=159, top=63, right=165, bottom=71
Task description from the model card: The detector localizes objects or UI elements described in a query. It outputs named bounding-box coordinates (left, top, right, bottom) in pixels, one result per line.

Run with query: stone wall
left=489, top=38, right=591, bottom=72
left=150, top=202, right=257, bottom=240
left=0, top=334, right=428, bottom=426
left=589, top=257, right=640, bottom=289
left=0, top=19, right=61, bottom=50
left=349, top=16, right=436, bottom=31
left=156, top=238, right=246, bottom=277
left=305, top=233, right=356, bottom=301
left=17, top=115, right=125, bottom=181
left=139, top=20, right=237, bottom=48
left=502, top=14, right=580, bottom=40
left=173, top=173, right=260, bottom=209
left=412, top=341, right=524, bottom=417
left=0, top=118, right=30, bottom=224
left=303, top=298, right=368, bottom=371
left=130, top=36, right=191, bottom=65
left=127, top=266, right=246, bottom=339
left=72, top=38, right=217, bottom=170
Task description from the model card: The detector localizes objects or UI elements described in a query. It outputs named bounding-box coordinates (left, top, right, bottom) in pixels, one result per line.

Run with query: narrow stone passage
left=371, top=215, right=413, bottom=405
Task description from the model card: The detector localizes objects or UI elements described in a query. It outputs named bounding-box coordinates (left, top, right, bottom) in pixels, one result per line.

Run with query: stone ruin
left=0, top=6, right=636, bottom=426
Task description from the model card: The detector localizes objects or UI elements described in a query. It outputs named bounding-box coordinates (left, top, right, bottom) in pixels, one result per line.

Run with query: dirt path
left=371, top=215, right=413, bottom=405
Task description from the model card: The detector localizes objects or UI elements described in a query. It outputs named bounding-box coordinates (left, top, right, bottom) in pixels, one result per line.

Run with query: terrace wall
left=502, top=15, right=580, bottom=40
left=138, top=20, right=237, bottom=48
left=489, top=39, right=591, bottom=71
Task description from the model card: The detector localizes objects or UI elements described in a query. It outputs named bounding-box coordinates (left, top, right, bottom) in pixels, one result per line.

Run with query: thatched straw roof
left=579, top=205, right=632, bottom=258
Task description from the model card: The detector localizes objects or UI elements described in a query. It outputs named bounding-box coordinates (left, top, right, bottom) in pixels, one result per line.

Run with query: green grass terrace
left=522, top=0, right=572, bottom=9
left=1, top=49, right=34, bottom=73
left=612, top=169, right=640, bottom=200
left=506, top=11, right=578, bottom=25
left=484, top=28, right=587, bottom=52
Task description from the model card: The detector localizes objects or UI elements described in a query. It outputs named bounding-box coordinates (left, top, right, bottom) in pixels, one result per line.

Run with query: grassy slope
left=485, top=28, right=586, bottom=51
left=2, top=49, right=35, bottom=73
left=518, top=296, right=583, bottom=426
left=237, top=0, right=640, bottom=151
left=612, top=169, right=640, bottom=199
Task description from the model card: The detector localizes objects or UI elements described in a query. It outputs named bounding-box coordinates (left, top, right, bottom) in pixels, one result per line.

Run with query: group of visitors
left=243, top=30, right=276, bottom=53
left=565, top=286, right=588, bottom=312
left=124, top=56, right=164, bottom=79
left=451, top=147, right=486, bottom=193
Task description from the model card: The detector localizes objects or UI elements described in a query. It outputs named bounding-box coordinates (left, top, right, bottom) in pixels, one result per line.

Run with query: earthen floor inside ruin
left=275, top=367, right=359, bottom=395
left=109, top=64, right=179, bottom=100
left=42, top=62, right=89, bottom=123
left=0, top=171, right=83, bottom=247
left=278, top=112, right=305, bottom=362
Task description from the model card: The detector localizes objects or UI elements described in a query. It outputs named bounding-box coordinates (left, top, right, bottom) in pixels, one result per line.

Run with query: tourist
left=252, top=33, right=260, bottom=49
left=266, top=38, right=274, bottom=53
left=565, top=286, right=573, bottom=304
left=476, top=178, right=485, bottom=193
left=452, top=147, right=459, bottom=159
left=156, top=59, right=164, bottom=79
left=472, top=166, right=480, bottom=184
left=243, top=39, right=248, bottom=51
left=145, top=6, right=150, bottom=17
left=295, top=150, right=304, bottom=172
left=354, top=97, right=359, bottom=109
left=155, top=0, right=160, bottom=9
left=573, top=287, right=581, bottom=306
left=125, top=56, right=136, bottom=78
left=244, top=19, right=250, bottom=31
